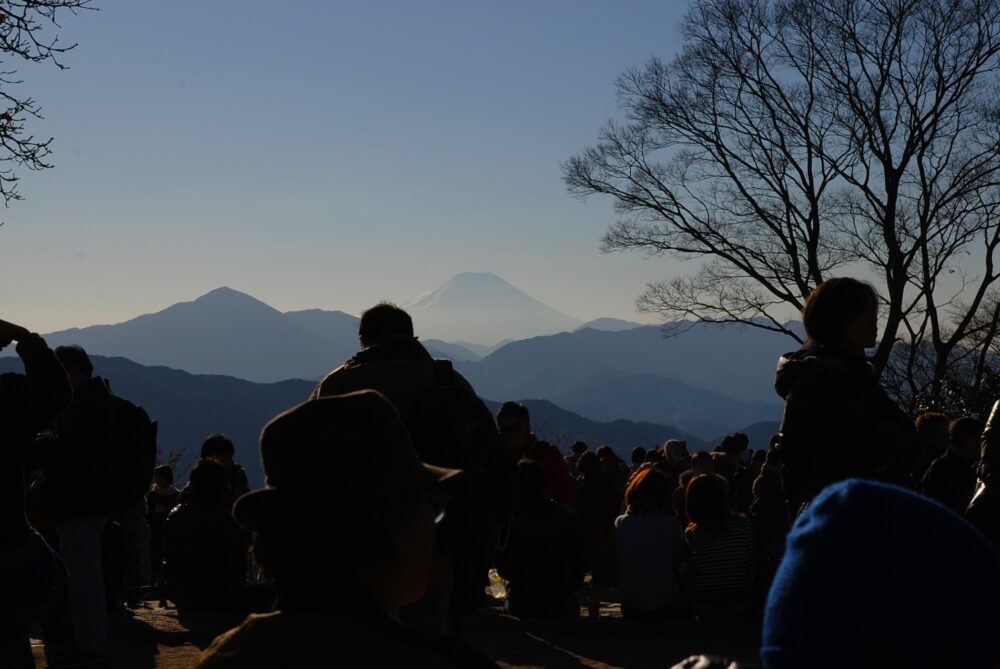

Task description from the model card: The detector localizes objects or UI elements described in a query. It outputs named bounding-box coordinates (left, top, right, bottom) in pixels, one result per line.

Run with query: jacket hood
left=774, top=342, right=868, bottom=399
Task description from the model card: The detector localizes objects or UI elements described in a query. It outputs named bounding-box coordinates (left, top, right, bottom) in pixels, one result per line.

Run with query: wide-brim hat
left=233, top=390, right=461, bottom=532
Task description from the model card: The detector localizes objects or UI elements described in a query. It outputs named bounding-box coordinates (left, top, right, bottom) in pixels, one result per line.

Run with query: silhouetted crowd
left=2, top=277, right=1000, bottom=669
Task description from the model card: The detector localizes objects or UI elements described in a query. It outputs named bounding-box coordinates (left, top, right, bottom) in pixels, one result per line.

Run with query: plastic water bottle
left=487, top=568, right=508, bottom=600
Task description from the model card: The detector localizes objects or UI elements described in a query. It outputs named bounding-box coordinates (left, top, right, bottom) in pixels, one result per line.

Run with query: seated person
left=615, top=467, right=684, bottom=620
left=494, top=460, right=585, bottom=617
left=164, top=459, right=247, bottom=612
left=197, top=391, right=497, bottom=668
left=684, top=475, right=754, bottom=620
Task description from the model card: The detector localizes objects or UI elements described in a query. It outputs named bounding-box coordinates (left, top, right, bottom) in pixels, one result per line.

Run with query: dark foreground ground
left=32, top=593, right=761, bottom=669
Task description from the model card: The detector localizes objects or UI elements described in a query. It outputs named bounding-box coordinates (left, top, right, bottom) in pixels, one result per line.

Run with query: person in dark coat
left=921, top=417, right=983, bottom=515
left=494, top=460, right=585, bottom=617
left=163, top=459, right=246, bottom=613
left=200, top=433, right=251, bottom=498
left=576, top=451, right=619, bottom=587
left=311, top=302, right=507, bottom=625
left=775, top=278, right=918, bottom=513
left=146, top=465, right=179, bottom=593
left=0, top=320, right=72, bottom=669
left=196, top=391, right=498, bottom=669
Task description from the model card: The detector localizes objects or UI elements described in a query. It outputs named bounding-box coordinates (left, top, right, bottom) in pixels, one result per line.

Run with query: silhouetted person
left=0, top=320, right=71, bottom=669
left=201, top=433, right=251, bottom=498
left=565, top=440, right=588, bottom=474
left=684, top=474, right=754, bottom=621
left=196, top=391, right=498, bottom=668
left=576, top=451, right=618, bottom=587
left=37, top=345, right=121, bottom=664
left=921, top=417, right=983, bottom=515
left=310, top=302, right=505, bottom=625
left=596, top=444, right=627, bottom=512
left=662, top=439, right=690, bottom=480
left=163, top=459, right=246, bottom=613
left=761, top=479, right=1000, bottom=668
left=497, top=401, right=575, bottom=508
left=775, top=278, right=918, bottom=513
left=715, top=433, right=752, bottom=512
left=912, top=411, right=950, bottom=481
left=628, top=446, right=647, bottom=478
left=494, top=460, right=585, bottom=618
left=614, top=467, right=684, bottom=620
left=749, top=449, right=790, bottom=562
left=146, top=465, right=179, bottom=594
left=967, top=401, right=1000, bottom=547
left=749, top=448, right=790, bottom=611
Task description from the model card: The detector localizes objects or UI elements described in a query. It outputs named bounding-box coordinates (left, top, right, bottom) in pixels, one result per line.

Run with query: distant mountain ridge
left=34, top=287, right=358, bottom=383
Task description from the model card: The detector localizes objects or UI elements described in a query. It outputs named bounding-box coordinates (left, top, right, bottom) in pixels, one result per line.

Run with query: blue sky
left=0, top=0, right=690, bottom=332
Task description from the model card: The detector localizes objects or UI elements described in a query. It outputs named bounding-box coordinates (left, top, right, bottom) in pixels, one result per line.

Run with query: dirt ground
left=31, top=595, right=761, bottom=669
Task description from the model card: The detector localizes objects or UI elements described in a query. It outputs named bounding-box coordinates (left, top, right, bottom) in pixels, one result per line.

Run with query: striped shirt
left=685, top=515, right=754, bottom=597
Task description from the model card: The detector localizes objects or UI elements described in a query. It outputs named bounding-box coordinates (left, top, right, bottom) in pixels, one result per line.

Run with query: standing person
left=37, top=345, right=156, bottom=666
left=921, top=417, right=983, bottom=515
left=0, top=320, right=72, bottom=669
left=497, top=402, right=575, bottom=509
left=494, top=460, right=585, bottom=618
left=614, top=468, right=684, bottom=621
left=196, top=391, right=498, bottom=668
left=576, top=452, right=618, bottom=588
left=146, top=465, right=179, bottom=598
left=749, top=449, right=790, bottom=610
left=775, top=278, right=918, bottom=513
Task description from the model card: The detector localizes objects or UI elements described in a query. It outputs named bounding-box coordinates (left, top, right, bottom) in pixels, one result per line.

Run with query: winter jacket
left=0, top=334, right=71, bottom=539
left=163, top=493, right=246, bottom=612
left=774, top=342, right=917, bottom=510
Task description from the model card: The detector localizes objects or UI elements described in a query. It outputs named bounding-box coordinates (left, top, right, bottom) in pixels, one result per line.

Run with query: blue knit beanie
left=762, top=479, right=1000, bottom=668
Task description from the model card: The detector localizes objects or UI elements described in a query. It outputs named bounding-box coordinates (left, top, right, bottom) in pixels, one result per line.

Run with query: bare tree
left=0, top=0, right=92, bottom=207
left=565, top=0, right=1000, bottom=410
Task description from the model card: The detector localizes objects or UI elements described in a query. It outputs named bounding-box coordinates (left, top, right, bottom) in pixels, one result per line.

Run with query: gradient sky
left=0, top=1, right=693, bottom=333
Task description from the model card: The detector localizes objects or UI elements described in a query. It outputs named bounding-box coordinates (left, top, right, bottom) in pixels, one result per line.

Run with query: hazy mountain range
left=11, top=272, right=798, bottom=439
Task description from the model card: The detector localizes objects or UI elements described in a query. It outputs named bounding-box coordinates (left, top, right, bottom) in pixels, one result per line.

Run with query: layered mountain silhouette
left=16, top=276, right=799, bottom=438
left=456, top=322, right=797, bottom=436
left=405, top=272, right=581, bottom=344
left=0, top=355, right=711, bottom=487
left=549, top=370, right=780, bottom=438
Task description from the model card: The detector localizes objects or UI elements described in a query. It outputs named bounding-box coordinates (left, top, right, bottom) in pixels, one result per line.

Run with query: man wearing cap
left=196, top=390, right=497, bottom=668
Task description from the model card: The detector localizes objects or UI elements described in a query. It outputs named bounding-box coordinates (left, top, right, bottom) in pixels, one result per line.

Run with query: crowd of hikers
left=2, top=276, right=1000, bottom=668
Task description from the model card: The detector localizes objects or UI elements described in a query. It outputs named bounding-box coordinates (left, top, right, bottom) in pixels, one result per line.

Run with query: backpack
left=399, top=360, right=495, bottom=474
left=99, top=391, right=158, bottom=514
